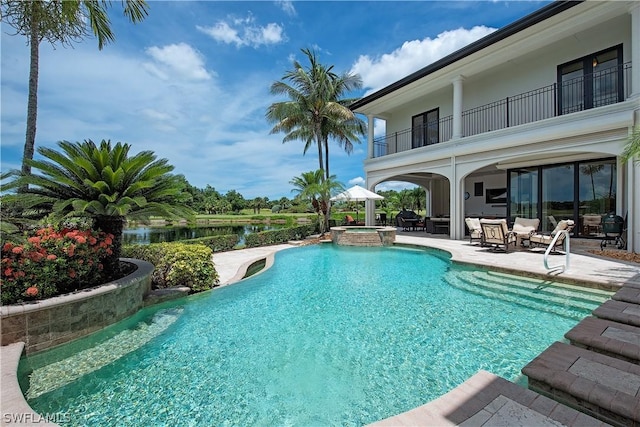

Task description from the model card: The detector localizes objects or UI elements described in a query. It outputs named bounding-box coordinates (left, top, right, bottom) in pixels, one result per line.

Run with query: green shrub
left=122, top=242, right=218, bottom=292
left=183, top=234, right=240, bottom=253
left=244, top=224, right=317, bottom=248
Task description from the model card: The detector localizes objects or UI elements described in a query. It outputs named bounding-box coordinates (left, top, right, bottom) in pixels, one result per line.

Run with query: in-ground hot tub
left=330, top=226, right=396, bottom=246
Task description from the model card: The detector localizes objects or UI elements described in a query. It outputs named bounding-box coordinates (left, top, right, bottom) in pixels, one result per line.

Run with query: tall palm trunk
left=94, top=215, right=126, bottom=276
left=22, top=9, right=39, bottom=182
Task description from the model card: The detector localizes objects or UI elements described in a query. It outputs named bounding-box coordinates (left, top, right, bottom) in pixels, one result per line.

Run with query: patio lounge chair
left=480, top=219, right=517, bottom=252
left=529, top=219, right=575, bottom=252
left=511, top=217, right=540, bottom=247
left=464, top=217, right=482, bottom=245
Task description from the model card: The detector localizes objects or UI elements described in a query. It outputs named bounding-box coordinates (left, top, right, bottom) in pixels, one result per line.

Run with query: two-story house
left=351, top=0, right=639, bottom=253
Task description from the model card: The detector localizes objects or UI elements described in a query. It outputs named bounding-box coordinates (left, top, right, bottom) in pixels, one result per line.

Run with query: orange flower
left=11, top=246, right=23, bottom=254
left=46, top=254, right=57, bottom=261
left=68, top=269, right=76, bottom=278
left=4, top=268, right=13, bottom=277
left=28, top=236, right=41, bottom=244
left=3, top=242, right=13, bottom=252
left=74, top=235, right=87, bottom=244
left=25, top=286, right=38, bottom=297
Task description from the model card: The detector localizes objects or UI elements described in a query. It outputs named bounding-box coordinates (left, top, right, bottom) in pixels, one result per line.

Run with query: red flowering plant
left=1, top=227, right=114, bottom=305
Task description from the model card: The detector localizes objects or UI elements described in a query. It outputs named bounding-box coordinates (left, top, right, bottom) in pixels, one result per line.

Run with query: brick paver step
left=612, top=287, right=640, bottom=305
left=368, top=370, right=608, bottom=427
left=565, top=316, right=640, bottom=364
left=522, top=341, right=640, bottom=427
left=593, top=300, right=640, bottom=327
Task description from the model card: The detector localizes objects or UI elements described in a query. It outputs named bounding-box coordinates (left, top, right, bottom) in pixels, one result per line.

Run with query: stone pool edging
left=1, top=258, right=154, bottom=355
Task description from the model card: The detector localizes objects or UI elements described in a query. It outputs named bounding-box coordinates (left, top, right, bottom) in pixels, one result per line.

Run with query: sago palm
left=13, top=139, right=193, bottom=274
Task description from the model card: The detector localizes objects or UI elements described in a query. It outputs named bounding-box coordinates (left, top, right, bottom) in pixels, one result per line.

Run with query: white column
left=628, top=143, right=640, bottom=253
left=452, top=76, right=465, bottom=139
left=449, top=156, right=459, bottom=239
left=367, top=115, right=375, bottom=159
left=365, top=191, right=376, bottom=226
left=427, top=181, right=433, bottom=217
left=629, top=3, right=640, bottom=100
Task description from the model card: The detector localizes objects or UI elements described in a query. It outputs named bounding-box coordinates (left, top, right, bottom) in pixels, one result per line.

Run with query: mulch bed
left=587, top=249, right=640, bottom=264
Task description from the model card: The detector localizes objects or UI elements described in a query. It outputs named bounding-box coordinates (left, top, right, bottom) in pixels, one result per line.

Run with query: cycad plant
left=12, top=139, right=193, bottom=274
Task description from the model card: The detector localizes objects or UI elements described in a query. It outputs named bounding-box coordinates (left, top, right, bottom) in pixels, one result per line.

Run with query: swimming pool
left=20, top=244, right=611, bottom=426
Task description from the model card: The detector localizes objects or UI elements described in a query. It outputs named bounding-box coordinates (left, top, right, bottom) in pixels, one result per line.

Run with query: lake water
left=122, top=224, right=286, bottom=245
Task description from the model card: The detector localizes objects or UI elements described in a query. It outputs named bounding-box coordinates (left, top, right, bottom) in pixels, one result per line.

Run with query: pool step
left=26, top=307, right=183, bottom=400
left=474, top=270, right=610, bottom=306
left=444, top=270, right=609, bottom=320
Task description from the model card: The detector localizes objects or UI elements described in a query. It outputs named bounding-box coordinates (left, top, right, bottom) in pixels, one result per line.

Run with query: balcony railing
left=373, top=62, right=632, bottom=158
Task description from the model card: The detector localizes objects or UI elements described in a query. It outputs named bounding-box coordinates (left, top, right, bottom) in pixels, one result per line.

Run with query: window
left=412, top=108, right=439, bottom=148
left=558, top=45, right=623, bottom=115
left=507, top=158, right=616, bottom=237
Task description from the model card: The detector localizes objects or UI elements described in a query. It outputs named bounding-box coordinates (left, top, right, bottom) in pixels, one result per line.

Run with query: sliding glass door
left=507, top=158, right=616, bottom=236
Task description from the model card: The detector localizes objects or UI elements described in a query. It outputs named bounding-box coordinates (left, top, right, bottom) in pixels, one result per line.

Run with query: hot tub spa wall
left=0, top=258, right=153, bottom=355
left=331, top=227, right=396, bottom=246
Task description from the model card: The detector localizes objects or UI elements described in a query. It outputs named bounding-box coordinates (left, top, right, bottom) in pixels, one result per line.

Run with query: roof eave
left=350, top=0, right=583, bottom=111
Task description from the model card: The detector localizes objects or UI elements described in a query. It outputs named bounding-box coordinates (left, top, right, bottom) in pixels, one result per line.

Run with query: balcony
left=373, top=63, right=632, bottom=158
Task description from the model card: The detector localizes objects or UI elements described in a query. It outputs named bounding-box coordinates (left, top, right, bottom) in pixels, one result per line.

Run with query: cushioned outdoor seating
left=528, top=219, right=575, bottom=252
left=511, top=217, right=540, bottom=246
left=395, top=210, right=420, bottom=230
left=464, top=217, right=482, bottom=245
left=480, top=219, right=517, bottom=252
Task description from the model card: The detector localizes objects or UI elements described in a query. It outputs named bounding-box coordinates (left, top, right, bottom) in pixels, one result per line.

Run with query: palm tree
left=1, top=0, right=148, bottom=180
left=12, top=139, right=193, bottom=274
left=267, top=48, right=366, bottom=181
left=290, top=169, right=343, bottom=233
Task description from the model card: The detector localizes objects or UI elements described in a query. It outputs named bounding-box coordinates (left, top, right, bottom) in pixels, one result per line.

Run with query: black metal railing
left=372, top=62, right=632, bottom=158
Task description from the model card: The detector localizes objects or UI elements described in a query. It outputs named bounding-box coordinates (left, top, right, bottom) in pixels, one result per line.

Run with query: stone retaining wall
left=0, top=258, right=153, bottom=355
left=330, top=227, right=396, bottom=246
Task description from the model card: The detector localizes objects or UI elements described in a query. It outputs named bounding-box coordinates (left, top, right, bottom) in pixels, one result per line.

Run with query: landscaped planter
left=0, top=258, right=153, bottom=355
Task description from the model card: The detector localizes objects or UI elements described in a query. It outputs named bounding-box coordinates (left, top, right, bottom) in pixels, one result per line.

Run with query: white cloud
left=197, top=15, right=285, bottom=48
left=275, top=1, right=296, bottom=17
left=351, top=26, right=496, bottom=94
left=348, top=177, right=365, bottom=186
left=145, top=43, right=212, bottom=81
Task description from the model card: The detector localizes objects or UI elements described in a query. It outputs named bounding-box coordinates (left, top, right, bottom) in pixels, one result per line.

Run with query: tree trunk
left=22, top=11, right=40, bottom=183
left=324, top=137, right=330, bottom=180
left=94, top=215, right=126, bottom=278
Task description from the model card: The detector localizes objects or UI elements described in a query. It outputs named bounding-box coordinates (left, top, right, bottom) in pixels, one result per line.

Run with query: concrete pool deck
left=2, top=235, right=640, bottom=425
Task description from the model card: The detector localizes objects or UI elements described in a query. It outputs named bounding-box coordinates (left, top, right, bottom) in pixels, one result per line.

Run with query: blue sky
left=1, top=0, right=549, bottom=200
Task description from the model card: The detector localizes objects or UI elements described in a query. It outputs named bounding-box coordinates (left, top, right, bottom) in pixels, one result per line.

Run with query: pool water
left=21, top=245, right=611, bottom=426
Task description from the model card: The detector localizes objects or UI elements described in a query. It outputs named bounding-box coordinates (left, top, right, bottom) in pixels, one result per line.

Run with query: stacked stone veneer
left=1, top=258, right=153, bottom=354
left=331, top=227, right=396, bottom=246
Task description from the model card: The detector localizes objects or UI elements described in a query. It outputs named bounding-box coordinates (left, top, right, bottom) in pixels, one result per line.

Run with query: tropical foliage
left=122, top=242, right=217, bottom=292
left=622, top=125, right=640, bottom=164
left=266, top=48, right=366, bottom=180
left=0, top=0, right=148, bottom=178
left=290, top=169, right=343, bottom=233
left=1, top=226, right=114, bottom=305
left=10, top=139, right=194, bottom=274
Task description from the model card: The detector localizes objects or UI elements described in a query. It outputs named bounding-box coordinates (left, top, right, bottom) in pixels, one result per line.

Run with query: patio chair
left=464, top=217, right=482, bottom=245
left=511, top=217, right=540, bottom=247
left=480, top=219, right=517, bottom=252
left=529, top=219, right=575, bottom=252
